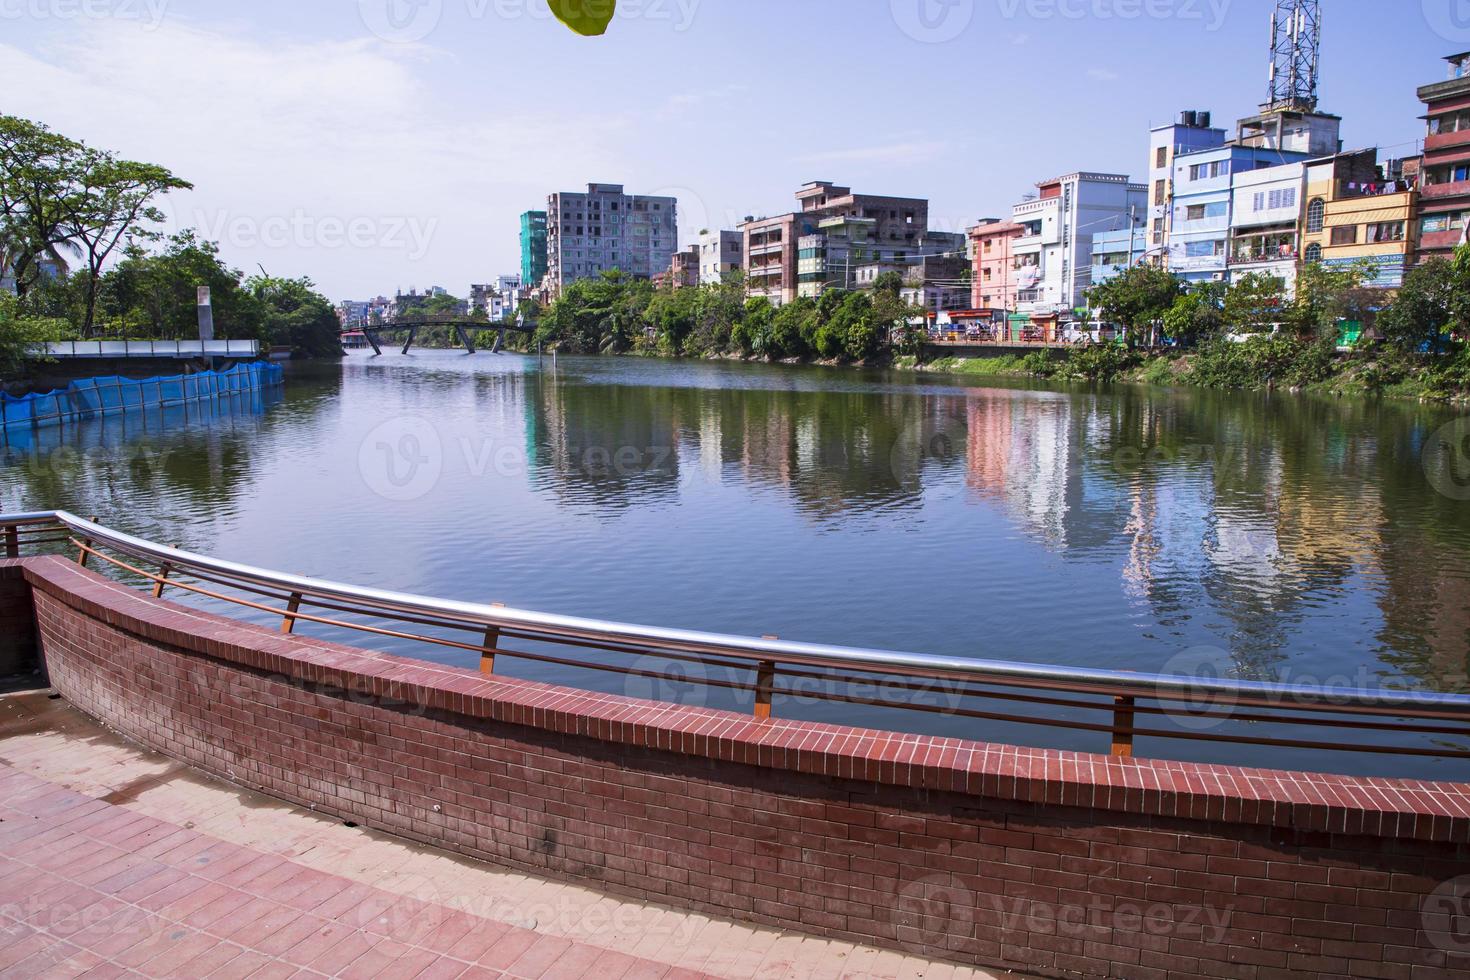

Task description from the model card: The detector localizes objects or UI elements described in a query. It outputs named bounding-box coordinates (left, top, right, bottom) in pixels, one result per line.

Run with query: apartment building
left=968, top=219, right=1024, bottom=312
left=1147, top=112, right=1228, bottom=264
left=699, top=230, right=743, bottom=285
left=1008, top=173, right=1147, bottom=321
left=1416, top=52, right=1470, bottom=261
left=743, top=212, right=819, bottom=306
left=1229, top=160, right=1308, bottom=290
left=1089, top=227, right=1149, bottom=287
left=519, top=211, right=548, bottom=289
left=1300, top=150, right=1418, bottom=287
left=669, top=246, right=700, bottom=287
left=745, top=181, right=932, bottom=306
left=545, top=184, right=678, bottom=295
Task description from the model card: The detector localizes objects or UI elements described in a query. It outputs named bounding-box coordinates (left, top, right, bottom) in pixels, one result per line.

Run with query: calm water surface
left=4, top=351, right=1468, bottom=776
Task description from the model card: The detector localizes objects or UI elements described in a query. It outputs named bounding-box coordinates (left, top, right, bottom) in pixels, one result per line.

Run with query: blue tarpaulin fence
left=1, top=362, right=283, bottom=435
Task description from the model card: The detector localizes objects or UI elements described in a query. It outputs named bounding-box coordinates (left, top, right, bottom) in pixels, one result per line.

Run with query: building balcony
left=1426, top=129, right=1470, bottom=153
left=749, top=242, right=785, bottom=258
left=1419, top=179, right=1470, bottom=201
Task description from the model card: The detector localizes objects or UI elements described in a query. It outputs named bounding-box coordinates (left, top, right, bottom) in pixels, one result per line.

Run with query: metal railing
left=4, top=510, right=1469, bottom=765
left=40, top=340, right=260, bottom=359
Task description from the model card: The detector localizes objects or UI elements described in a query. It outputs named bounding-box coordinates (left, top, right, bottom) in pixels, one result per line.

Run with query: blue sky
left=2, top=0, right=1464, bottom=299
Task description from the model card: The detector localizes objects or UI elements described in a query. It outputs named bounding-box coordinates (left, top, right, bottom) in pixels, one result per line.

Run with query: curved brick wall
left=8, top=555, right=1470, bottom=979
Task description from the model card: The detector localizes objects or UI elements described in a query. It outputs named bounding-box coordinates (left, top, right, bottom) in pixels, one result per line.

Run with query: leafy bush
left=1059, top=344, right=1139, bottom=382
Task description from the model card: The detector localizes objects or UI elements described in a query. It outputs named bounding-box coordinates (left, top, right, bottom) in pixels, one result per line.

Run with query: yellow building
left=1300, top=149, right=1418, bottom=288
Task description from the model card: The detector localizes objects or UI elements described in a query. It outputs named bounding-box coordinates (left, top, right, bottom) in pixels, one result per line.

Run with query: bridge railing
left=40, top=340, right=261, bottom=359
left=4, top=511, right=1468, bottom=769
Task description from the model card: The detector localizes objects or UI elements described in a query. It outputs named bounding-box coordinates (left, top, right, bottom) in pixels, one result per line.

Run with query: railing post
left=481, top=603, right=505, bottom=675
left=3, top=524, right=18, bottom=559
left=755, top=636, right=779, bottom=719
left=76, top=515, right=97, bottom=568
left=153, top=562, right=172, bottom=599
left=1111, top=695, right=1136, bottom=758
left=281, top=592, right=303, bottom=634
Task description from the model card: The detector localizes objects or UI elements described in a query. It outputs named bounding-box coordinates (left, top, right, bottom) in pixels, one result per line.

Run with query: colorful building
left=1089, top=227, right=1148, bottom=287
left=1229, top=160, right=1307, bottom=291
left=519, top=211, right=548, bottom=290
left=1300, top=150, right=1418, bottom=288
left=1147, top=112, right=1227, bottom=266
left=1416, top=52, right=1470, bottom=261
left=968, top=219, right=1023, bottom=312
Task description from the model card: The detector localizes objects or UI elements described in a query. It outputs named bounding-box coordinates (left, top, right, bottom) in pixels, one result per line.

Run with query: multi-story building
left=899, top=252, right=972, bottom=314
left=467, top=284, right=494, bottom=316
left=519, top=211, right=548, bottom=289
left=968, top=219, right=1024, bottom=312
left=1147, top=112, right=1227, bottom=264
left=698, top=230, right=743, bottom=285
left=491, top=275, right=523, bottom=320
left=668, top=246, right=700, bottom=288
left=1007, top=173, right=1147, bottom=325
left=1416, top=52, right=1470, bottom=261
left=1229, top=160, right=1307, bottom=290
left=742, top=212, right=819, bottom=306
left=1300, top=150, right=1418, bottom=287
left=1089, top=227, right=1149, bottom=287
left=746, top=181, right=931, bottom=306
left=545, top=184, right=678, bottom=295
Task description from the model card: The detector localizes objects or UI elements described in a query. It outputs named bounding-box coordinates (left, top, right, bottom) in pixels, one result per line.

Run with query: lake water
left=4, top=350, right=1468, bottom=777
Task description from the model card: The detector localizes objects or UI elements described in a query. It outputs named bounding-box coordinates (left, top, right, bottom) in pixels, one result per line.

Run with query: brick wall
left=19, top=556, right=1470, bottom=979
left=0, top=560, right=38, bottom=678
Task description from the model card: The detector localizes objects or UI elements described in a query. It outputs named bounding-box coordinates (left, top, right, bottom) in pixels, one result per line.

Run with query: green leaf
left=550, top=0, right=615, bottom=35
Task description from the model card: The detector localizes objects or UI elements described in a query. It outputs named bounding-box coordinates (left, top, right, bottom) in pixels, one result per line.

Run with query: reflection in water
left=2, top=352, right=1467, bottom=773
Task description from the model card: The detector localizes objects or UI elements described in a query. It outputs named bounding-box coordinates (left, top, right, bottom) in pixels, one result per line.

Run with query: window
left=1421, top=212, right=1467, bottom=235
left=1305, top=243, right=1322, bottom=262
left=1187, top=204, right=1206, bottom=221
left=1188, top=160, right=1229, bottom=181
left=1331, top=225, right=1358, bottom=245
left=1367, top=222, right=1405, bottom=243
left=1428, top=109, right=1470, bottom=135
left=1252, top=188, right=1297, bottom=211
left=1185, top=240, right=1224, bottom=258
left=1306, top=199, right=1325, bottom=234
left=1154, top=180, right=1167, bottom=206
left=1156, top=146, right=1168, bottom=169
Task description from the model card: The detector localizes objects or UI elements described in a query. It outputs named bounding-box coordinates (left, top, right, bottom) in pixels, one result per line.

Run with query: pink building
left=969, top=219, right=1024, bottom=312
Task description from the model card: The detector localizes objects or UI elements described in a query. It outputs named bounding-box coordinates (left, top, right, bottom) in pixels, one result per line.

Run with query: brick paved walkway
left=0, top=692, right=1016, bottom=979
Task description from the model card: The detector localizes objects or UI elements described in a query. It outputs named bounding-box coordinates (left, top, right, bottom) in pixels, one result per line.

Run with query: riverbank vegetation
left=524, top=245, right=1470, bottom=400
left=0, top=114, right=342, bottom=372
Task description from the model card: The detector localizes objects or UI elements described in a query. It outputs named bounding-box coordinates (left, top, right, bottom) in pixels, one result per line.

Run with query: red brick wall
left=0, top=560, right=38, bottom=679
left=19, top=556, right=1470, bottom=979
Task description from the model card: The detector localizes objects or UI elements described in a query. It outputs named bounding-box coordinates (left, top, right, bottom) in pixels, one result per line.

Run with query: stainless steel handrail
left=7, top=510, right=1470, bottom=718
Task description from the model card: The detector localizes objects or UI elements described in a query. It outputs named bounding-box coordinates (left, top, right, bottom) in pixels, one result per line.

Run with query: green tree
left=103, top=231, right=264, bottom=341
left=57, top=149, right=191, bottom=335
left=1085, top=265, right=1182, bottom=345
left=767, top=297, right=814, bottom=360
left=246, top=275, right=344, bottom=358
left=1161, top=282, right=1225, bottom=346
left=0, top=291, right=63, bottom=377
left=0, top=115, right=77, bottom=298
left=1222, top=272, right=1287, bottom=336
left=1378, top=258, right=1466, bottom=354
left=1290, top=261, right=1369, bottom=341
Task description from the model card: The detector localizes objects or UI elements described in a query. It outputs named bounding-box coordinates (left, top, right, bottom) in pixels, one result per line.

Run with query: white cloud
left=1087, top=68, right=1120, bottom=82
left=0, top=20, right=632, bottom=298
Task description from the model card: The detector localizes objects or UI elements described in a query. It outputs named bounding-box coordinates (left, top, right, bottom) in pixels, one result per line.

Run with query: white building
left=545, top=183, right=678, bottom=294
left=1229, top=161, right=1306, bottom=293
left=1009, top=173, right=1148, bottom=320
left=698, top=230, right=743, bottom=285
